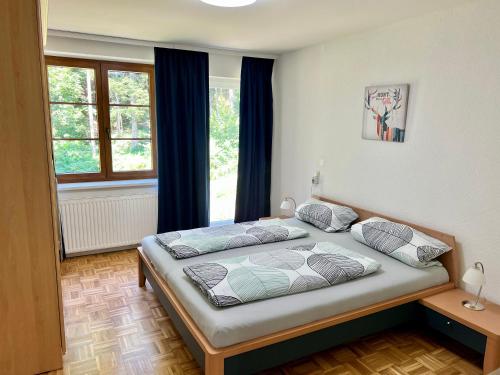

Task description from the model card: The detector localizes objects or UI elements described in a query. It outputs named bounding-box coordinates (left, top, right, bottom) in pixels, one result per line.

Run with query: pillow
left=295, top=199, right=358, bottom=232
left=350, top=217, right=451, bottom=268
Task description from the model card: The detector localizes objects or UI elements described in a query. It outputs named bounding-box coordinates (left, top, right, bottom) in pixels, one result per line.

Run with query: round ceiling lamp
left=200, top=0, right=257, bottom=7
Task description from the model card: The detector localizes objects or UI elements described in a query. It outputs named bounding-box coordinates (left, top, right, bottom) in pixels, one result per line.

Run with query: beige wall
left=273, top=0, right=500, bottom=302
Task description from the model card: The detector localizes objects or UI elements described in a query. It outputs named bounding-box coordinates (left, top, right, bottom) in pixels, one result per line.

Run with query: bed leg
left=138, top=252, right=146, bottom=288
left=204, top=353, right=224, bottom=375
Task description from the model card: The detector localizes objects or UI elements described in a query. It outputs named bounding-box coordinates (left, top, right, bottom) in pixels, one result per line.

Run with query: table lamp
left=280, top=197, right=296, bottom=216
left=462, top=262, right=486, bottom=311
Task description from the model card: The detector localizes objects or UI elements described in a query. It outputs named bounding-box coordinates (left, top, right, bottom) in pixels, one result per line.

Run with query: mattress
left=142, top=218, right=449, bottom=348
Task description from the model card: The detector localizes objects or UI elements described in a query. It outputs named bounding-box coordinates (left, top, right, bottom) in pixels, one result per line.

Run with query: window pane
left=111, top=140, right=152, bottom=172
left=108, top=70, right=150, bottom=105
left=48, top=66, right=96, bottom=103
left=209, top=86, right=240, bottom=222
left=53, top=140, right=101, bottom=174
left=110, top=106, right=151, bottom=138
left=50, top=104, right=98, bottom=139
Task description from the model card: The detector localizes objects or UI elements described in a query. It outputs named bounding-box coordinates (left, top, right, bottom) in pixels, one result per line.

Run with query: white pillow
left=351, top=217, right=451, bottom=268
left=295, top=199, right=358, bottom=232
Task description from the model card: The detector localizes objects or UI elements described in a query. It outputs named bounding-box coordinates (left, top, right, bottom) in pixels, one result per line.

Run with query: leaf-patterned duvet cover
left=183, top=242, right=380, bottom=307
left=155, top=219, right=309, bottom=259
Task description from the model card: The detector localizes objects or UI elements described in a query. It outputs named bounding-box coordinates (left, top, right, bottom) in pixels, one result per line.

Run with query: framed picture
left=362, top=84, right=409, bottom=142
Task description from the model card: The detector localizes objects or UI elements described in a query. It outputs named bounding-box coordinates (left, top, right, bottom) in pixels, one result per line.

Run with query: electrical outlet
left=312, top=171, right=320, bottom=185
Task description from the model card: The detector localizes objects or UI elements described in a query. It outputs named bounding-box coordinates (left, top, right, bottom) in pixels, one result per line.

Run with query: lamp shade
left=280, top=199, right=291, bottom=210
left=200, top=0, right=256, bottom=7
left=462, top=267, right=485, bottom=287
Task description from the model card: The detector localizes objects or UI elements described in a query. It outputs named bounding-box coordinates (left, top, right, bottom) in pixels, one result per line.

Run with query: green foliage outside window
left=209, top=87, right=239, bottom=180
left=209, top=86, right=240, bottom=222
left=47, top=65, right=153, bottom=175
left=53, top=140, right=101, bottom=174
left=47, top=64, right=240, bottom=193
left=108, top=70, right=152, bottom=172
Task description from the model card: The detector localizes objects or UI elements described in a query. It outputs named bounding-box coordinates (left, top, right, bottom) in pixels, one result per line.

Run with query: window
left=209, top=77, right=240, bottom=224
left=46, top=57, right=156, bottom=183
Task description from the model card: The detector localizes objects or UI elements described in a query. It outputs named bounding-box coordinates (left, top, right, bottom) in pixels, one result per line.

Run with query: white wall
left=45, top=34, right=243, bottom=78
left=273, top=0, right=500, bottom=303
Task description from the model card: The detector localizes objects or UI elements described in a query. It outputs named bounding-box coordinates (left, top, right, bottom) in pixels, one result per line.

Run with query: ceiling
left=48, top=0, right=474, bottom=54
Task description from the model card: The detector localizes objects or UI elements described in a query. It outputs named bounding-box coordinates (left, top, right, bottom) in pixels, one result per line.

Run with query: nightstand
left=420, top=289, right=500, bottom=374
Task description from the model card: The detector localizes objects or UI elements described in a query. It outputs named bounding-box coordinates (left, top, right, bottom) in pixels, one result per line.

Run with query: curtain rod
left=47, top=29, right=279, bottom=60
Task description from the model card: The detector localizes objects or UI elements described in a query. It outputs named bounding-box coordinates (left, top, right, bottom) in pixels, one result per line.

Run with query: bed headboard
left=313, top=195, right=459, bottom=286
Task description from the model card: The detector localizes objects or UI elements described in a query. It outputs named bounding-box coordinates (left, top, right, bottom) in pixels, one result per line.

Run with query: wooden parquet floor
left=46, top=249, right=483, bottom=375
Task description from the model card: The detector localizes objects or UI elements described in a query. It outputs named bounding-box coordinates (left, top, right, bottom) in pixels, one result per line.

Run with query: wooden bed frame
left=137, top=195, right=459, bottom=374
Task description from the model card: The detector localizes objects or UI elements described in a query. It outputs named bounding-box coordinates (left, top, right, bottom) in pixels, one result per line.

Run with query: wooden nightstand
left=420, top=289, right=500, bottom=374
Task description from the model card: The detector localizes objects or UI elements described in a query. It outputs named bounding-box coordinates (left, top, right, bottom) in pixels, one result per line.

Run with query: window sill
left=57, top=178, right=158, bottom=192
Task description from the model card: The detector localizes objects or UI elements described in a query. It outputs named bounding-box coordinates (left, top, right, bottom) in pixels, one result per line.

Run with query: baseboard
left=65, top=244, right=139, bottom=257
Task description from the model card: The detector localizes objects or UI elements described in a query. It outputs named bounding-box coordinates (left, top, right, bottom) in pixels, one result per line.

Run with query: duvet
left=184, top=242, right=380, bottom=307
left=155, top=219, right=309, bottom=259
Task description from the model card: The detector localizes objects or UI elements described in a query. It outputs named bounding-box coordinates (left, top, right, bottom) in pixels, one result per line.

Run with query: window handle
left=106, top=128, right=111, bottom=141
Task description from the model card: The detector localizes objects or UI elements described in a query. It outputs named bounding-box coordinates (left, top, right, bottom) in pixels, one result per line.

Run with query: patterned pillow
left=350, top=217, right=451, bottom=268
left=295, top=199, right=358, bottom=232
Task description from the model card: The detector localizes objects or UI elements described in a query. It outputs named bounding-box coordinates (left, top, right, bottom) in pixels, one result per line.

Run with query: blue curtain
left=155, top=48, right=210, bottom=233
left=235, top=57, right=275, bottom=222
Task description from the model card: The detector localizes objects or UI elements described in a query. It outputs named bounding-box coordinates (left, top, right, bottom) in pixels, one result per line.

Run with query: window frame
left=45, top=56, right=157, bottom=183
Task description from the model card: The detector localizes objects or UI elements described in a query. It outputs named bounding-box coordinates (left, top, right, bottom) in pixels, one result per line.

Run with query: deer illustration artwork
left=364, top=86, right=407, bottom=142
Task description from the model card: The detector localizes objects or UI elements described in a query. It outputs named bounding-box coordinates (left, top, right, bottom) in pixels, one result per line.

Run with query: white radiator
left=59, top=194, right=157, bottom=255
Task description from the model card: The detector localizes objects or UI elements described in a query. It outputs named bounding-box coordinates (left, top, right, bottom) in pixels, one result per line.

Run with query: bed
left=138, top=196, right=459, bottom=374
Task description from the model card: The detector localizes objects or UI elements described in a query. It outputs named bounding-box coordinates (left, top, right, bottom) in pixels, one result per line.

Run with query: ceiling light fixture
left=200, top=0, right=256, bottom=7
